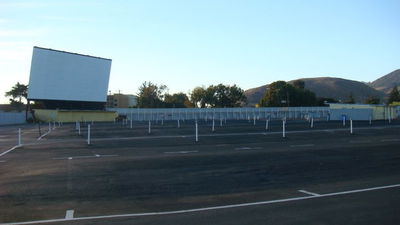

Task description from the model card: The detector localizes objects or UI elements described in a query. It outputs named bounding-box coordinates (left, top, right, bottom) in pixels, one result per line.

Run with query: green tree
left=164, top=92, right=193, bottom=108
left=344, top=92, right=355, bottom=104
left=190, top=84, right=246, bottom=108
left=5, top=82, right=28, bottom=110
left=190, top=86, right=208, bottom=108
left=387, top=86, right=400, bottom=104
left=137, top=81, right=167, bottom=108
left=364, top=96, right=380, bottom=105
left=259, top=81, right=317, bottom=107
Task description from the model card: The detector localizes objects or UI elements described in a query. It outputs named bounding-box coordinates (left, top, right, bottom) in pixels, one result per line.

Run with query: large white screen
left=28, top=47, right=112, bottom=102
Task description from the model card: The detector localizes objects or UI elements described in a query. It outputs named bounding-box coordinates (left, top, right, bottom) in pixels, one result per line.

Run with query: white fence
left=107, top=107, right=330, bottom=121
left=0, top=112, right=26, bottom=125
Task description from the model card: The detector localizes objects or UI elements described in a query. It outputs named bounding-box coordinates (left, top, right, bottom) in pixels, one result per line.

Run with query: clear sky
left=1, top=0, right=399, bottom=104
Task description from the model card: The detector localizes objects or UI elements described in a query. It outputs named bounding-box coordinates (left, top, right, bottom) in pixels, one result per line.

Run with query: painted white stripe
left=380, top=139, right=400, bottom=142
left=65, top=210, right=74, bottom=219
left=1, top=183, right=400, bottom=225
left=164, top=151, right=198, bottom=154
left=349, top=140, right=371, bottom=144
left=0, top=160, right=6, bottom=163
left=0, top=144, right=22, bottom=157
left=298, top=189, right=320, bottom=196
left=37, top=131, right=51, bottom=140
left=53, top=154, right=119, bottom=160
left=235, top=147, right=262, bottom=150
left=290, top=144, right=315, bottom=148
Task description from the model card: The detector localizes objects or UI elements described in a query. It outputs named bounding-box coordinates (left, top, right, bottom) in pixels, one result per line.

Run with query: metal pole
left=369, top=116, right=372, bottom=125
left=282, top=120, right=286, bottom=138
left=130, top=119, right=133, bottom=129
left=53, top=121, right=55, bottom=130
left=161, top=119, right=164, bottom=126
left=148, top=120, right=151, bottom=134
left=178, top=119, right=180, bottom=128
left=343, top=116, right=346, bottom=127
left=18, top=128, right=21, bottom=146
left=311, top=117, right=314, bottom=128
left=212, top=118, right=215, bottom=132
left=49, top=122, right=51, bottom=132
left=78, top=122, right=81, bottom=135
left=87, top=124, right=91, bottom=145
left=220, top=118, right=222, bottom=127
left=195, top=120, right=198, bottom=142
left=253, top=116, right=256, bottom=126
left=350, top=119, right=353, bottom=134
left=265, top=119, right=269, bottom=131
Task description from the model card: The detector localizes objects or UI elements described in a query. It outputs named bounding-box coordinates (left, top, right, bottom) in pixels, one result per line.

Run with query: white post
left=212, top=119, right=215, bottom=132
left=53, top=121, right=55, bottom=130
left=265, top=119, right=269, bottom=131
left=369, top=116, right=372, bottom=125
left=350, top=119, right=353, bottom=134
left=343, top=116, right=346, bottom=127
left=18, top=128, right=22, bottom=146
left=78, top=122, right=81, bottom=135
left=253, top=116, right=256, bottom=126
left=87, top=124, right=91, bottom=145
left=148, top=120, right=151, bottom=134
left=177, top=119, right=180, bottom=128
left=220, top=118, right=223, bottom=127
left=161, top=119, right=164, bottom=126
left=282, top=120, right=286, bottom=138
left=310, top=117, right=314, bottom=128
left=388, top=110, right=391, bottom=124
left=130, top=119, right=133, bottom=129
left=91, top=120, right=94, bottom=125
left=195, top=120, right=198, bottom=142
left=49, top=122, right=51, bottom=132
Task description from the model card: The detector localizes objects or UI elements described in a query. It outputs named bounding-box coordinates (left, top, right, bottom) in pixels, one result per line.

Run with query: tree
left=137, top=81, right=167, bottom=108
left=164, top=92, right=193, bottom=108
left=5, top=82, right=28, bottom=111
left=344, top=92, right=355, bottom=104
left=364, top=96, right=380, bottom=105
left=316, top=97, right=338, bottom=106
left=259, top=81, right=317, bottom=107
left=387, top=86, right=400, bottom=104
left=292, top=80, right=305, bottom=89
left=190, top=87, right=208, bottom=108
left=190, top=84, right=246, bottom=108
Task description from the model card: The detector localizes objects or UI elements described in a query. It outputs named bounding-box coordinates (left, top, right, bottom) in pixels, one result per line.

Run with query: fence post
left=282, top=120, right=286, bottom=138
left=87, top=124, right=91, bottom=145
left=18, top=128, right=22, bottom=146
left=195, top=120, right=198, bottom=142
left=148, top=120, right=151, bottom=134
left=350, top=119, right=353, bottom=134
left=311, top=117, right=314, bottom=128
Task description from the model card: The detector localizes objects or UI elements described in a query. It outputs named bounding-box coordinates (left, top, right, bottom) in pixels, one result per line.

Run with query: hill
left=245, top=77, right=385, bottom=106
left=370, top=69, right=400, bottom=94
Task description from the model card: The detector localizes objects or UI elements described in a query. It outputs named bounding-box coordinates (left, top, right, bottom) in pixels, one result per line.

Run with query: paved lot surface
left=0, top=119, right=399, bottom=225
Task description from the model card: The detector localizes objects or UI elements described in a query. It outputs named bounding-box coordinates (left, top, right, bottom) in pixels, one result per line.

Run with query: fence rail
left=108, top=107, right=331, bottom=121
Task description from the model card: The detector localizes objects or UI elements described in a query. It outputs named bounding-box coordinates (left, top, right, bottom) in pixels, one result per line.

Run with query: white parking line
left=290, top=144, right=315, bottom=148
left=0, top=144, right=22, bottom=157
left=0, top=160, right=6, bottom=163
left=65, top=210, right=74, bottom=219
left=380, top=139, right=400, bottom=142
left=349, top=140, right=371, bottom=144
left=298, top=189, right=320, bottom=196
left=235, top=147, right=262, bottom=150
left=164, top=151, right=198, bottom=154
left=53, top=154, right=119, bottom=160
left=1, top=183, right=399, bottom=225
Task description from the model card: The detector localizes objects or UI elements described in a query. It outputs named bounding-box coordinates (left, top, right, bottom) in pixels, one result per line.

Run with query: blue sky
left=1, top=0, right=399, bottom=103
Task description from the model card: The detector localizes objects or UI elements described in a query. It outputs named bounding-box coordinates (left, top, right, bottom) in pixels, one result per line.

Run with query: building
left=107, top=94, right=137, bottom=108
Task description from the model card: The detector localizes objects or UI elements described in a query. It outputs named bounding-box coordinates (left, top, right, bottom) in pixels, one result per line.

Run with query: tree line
left=137, top=81, right=246, bottom=108
left=5, top=81, right=400, bottom=110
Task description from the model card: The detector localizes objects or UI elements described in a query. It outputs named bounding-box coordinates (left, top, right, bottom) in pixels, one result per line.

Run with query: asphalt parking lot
left=1, top=119, right=400, bottom=225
